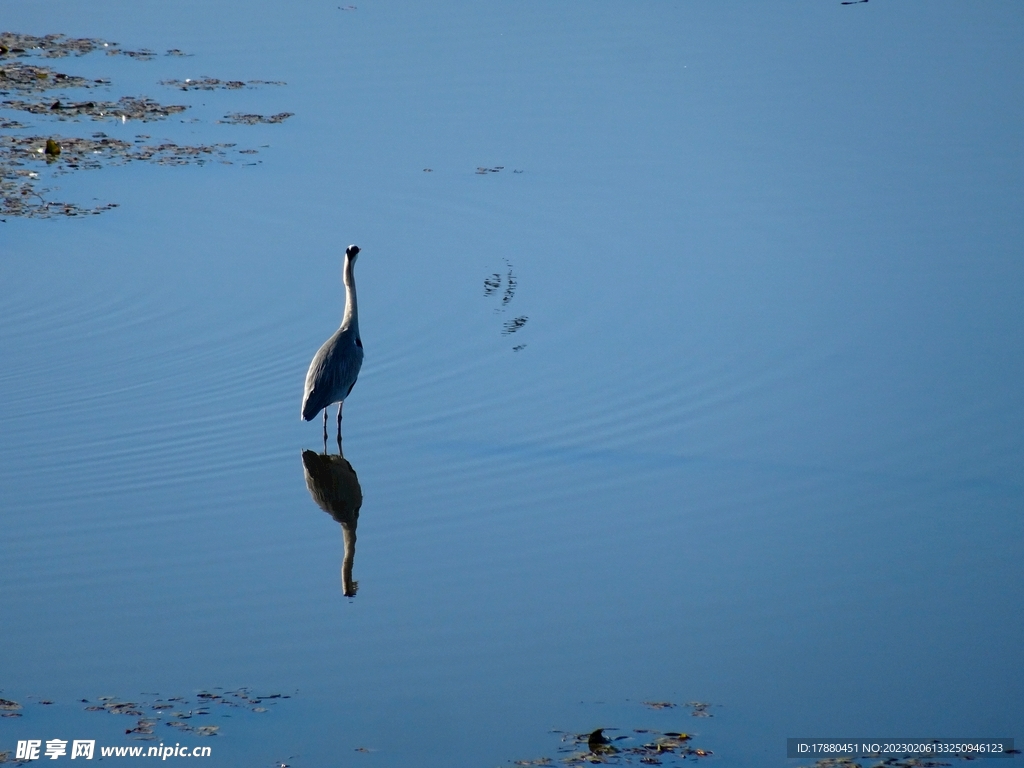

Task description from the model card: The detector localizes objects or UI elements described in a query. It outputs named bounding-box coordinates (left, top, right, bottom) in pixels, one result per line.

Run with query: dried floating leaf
left=194, top=725, right=219, bottom=736
left=0, top=699, right=21, bottom=711
left=218, top=112, right=293, bottom=125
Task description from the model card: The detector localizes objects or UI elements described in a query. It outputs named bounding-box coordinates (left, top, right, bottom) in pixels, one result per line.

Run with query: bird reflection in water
left=301, top=450, right=363, bottom=597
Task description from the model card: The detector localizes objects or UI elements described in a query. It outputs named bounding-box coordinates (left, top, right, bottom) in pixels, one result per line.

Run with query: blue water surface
left=1, top=2, right=1022, bottom=765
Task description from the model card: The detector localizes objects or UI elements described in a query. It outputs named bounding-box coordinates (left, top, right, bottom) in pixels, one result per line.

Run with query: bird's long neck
left=341, top=255, right=358, bottom=332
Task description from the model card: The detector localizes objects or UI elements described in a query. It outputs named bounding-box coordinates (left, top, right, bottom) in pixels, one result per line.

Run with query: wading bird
left=301, top=244, right=364, bottom=447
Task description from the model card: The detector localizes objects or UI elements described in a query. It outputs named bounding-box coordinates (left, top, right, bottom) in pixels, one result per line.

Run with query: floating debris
left=0, top=699, right=21, bottom=711
left=218, top=111, right=293, bottom=125
left=126, top=718, right=157, bottom=737
left=0, top=63, right=105, bottom=93
left=1, top=133, right=245, bottom=217
left=1, top=29, right=292, bottom=218
left=114, top=48, right=156, bottom=60
left=195, top=725, right=219, bottom=736
left=0, top=32, right=116, bottom=59
left=2, top=95, right=188, bottom=121
left=642, top=702, right=676, bottom=710
left=685, top=702, right=712, bottom=718
left=476, top=165, right=504, bottom=174
left=516, top=725, right=712, bottom=767
left=160, top=77, right=285, bottom=91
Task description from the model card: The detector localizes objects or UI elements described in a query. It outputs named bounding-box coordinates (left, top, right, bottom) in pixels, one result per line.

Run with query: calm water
left=2, top=2, right=1022, bottom=765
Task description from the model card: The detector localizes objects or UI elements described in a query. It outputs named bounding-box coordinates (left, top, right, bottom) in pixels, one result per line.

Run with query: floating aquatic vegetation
left=2, top=95, right=188, bottom=121
left=642, top=702, right=676, bottom=710
left=161, top=77, right=285, bottom=91
left=0, top=132, right=248, bottom=218
left=218, top=111, right=293, bottom=125
left=0, top=30, right=291, bottom=218
left=0, top=698, right=21, bottom=711
left=0, top=32, right=114, bottom=58
left=125, top=718, right=158, bottom=737
left=801, top=760, right=958, bottom=768
left=0, top=63, right=106, bottom=93
left=476, top=165, right=504, bottom=174
left=73, top=688, right=294, bottom=741
left=512, top=725, right=712, bottom=767
left=0, top=32, right=159, bottom=61
left=685, top=702, right=712, bottom=718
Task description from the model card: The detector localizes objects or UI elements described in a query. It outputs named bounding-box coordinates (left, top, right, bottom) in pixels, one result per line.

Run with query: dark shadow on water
left=300, top=450, right=363, bottom=598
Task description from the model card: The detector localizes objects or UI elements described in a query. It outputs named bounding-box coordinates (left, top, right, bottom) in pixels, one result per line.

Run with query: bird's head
left=346, top=244, right=361, bottom=260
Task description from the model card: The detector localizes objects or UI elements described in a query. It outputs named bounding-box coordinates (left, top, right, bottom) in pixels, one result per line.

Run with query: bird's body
left=302, top=245, right=363, bottom=444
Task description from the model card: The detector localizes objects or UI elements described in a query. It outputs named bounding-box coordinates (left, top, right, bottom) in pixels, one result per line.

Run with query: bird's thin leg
left=335, top=403, right=345, bottom=455
left=322, top=409, right=329, bottom=450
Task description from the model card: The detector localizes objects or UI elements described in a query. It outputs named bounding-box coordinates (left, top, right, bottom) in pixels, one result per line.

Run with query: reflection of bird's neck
left=341, top=254, right=359, bottom=333
left=341, top=522, right=357, bottom=597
